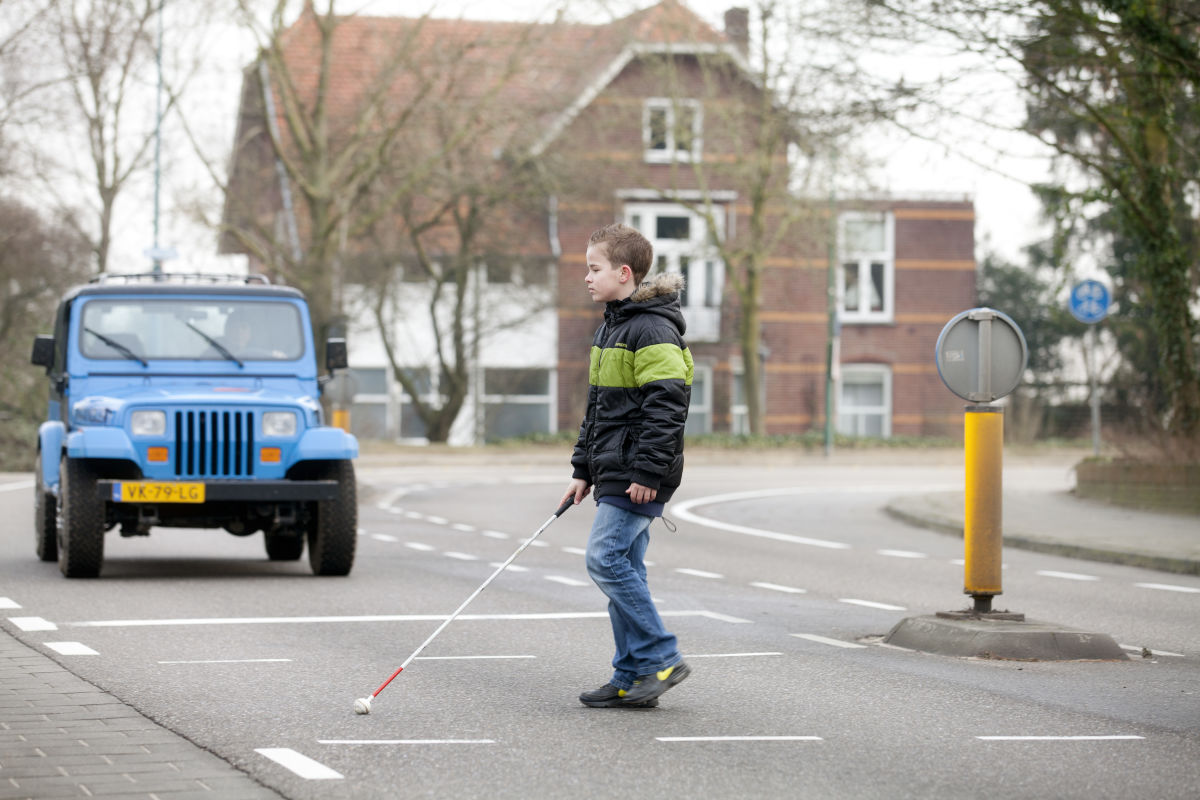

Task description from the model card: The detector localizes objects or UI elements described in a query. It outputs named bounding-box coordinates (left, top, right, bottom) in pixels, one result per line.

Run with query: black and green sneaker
left=621, top=661, right=691, bottom=704
left=579, top=683, right=658, bottom=708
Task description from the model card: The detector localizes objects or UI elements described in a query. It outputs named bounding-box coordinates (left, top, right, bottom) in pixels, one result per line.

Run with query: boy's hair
left=589, top=223, right=653, bottom=285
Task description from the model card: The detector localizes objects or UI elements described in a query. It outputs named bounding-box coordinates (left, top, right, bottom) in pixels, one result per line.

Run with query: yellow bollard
left=963, top=405, right=1003, bottom=611
left=331, top=408, right=350, bottom=433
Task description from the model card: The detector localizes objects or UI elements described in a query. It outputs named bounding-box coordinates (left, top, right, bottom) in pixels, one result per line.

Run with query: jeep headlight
left=130, top=410, right=166, bottom=437
left=262, top=411, right=297, bottom=437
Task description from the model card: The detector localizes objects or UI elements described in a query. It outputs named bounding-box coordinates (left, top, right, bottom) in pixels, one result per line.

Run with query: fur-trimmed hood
left=630, top=271, right=685, bottom=303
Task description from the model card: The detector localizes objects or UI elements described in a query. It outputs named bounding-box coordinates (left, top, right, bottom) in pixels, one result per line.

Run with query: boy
left=560, top=223, right=694, bottom=708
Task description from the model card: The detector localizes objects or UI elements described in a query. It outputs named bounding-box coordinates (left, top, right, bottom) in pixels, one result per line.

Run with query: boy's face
left=585, top=243, right=634, bottom=304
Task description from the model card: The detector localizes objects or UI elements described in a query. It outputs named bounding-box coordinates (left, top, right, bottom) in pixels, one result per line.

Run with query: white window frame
left=479, top=367, right=555, bottom=441
left=838, top=211, right=894, bottom=324
left=643, top=98, right=703, bottom=164
left=685, top=363, right=712, bottom=435
left=838, top=363, right=892, bottom=438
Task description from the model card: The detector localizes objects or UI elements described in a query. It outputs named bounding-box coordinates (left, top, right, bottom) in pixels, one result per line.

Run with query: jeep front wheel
left=34, top=450, right=57, bottom=562
left=58, top=458, right=105, bottom=578
left=306, top=460, right=356, bottom=576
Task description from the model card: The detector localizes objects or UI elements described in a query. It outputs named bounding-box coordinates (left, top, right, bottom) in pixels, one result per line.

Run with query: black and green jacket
left=571, top=272, right=694, bottom=504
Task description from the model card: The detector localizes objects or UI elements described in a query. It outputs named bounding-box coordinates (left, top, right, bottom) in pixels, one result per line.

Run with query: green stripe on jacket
left=589, top=343, right=694, bottom=388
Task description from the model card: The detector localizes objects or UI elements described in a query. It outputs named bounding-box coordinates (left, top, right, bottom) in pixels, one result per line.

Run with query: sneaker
left=621, top=661, right=691, bottom=704
left=579, top=683, right=659, bottom=708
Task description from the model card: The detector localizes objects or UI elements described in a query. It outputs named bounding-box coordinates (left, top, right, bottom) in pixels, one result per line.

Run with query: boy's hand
left=562, top=478, right=591, bottom=508
left=626, top=482, right=657, bottom=504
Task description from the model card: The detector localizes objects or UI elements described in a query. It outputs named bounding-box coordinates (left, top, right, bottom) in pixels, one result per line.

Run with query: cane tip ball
left=354, top=697, right=372, bottom=715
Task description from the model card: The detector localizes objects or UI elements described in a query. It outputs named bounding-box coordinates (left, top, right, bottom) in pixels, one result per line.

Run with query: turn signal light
left=260, top=447, right=282, bottom=464
left=147, top=447, right=169, bottom=463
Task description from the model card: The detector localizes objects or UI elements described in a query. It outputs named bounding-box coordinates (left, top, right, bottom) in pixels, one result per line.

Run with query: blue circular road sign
left=1069, top=279, right=1110, bottom=324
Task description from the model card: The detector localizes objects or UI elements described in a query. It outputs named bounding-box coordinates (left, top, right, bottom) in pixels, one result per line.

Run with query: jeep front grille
left=174, top=410, right=254, bottom=477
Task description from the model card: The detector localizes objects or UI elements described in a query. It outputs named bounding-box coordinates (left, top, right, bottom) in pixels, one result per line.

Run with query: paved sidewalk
left=885, top=488, right=1200, bottom=576
left=0, top=631, right=281, bottom=800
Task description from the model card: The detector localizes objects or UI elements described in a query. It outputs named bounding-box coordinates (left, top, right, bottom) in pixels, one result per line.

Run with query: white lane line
left=1036, top=570, right=1099, bottom=581
left=0, top=598, right=21, bottom=609
left=404, top=511, right=423, bottom=520
left=158, top=659, right=293, bottom=664
left=370, top=534, right=399, bottom=543
left=750, top=581, right=806, bottom=594
left=1135, top=583, right=1200, bottom=594
left=1118, top=645, right=1185, bottom=658
left=319, top=739, right=495, bottom=745
left=561, top=546, right=588, bottom=556
left=255, top=748, right=343, bottom=780
left=426, top=516, right=449, bottom=525
left=414, top=655, right=535, bottom=661
left=44, top=642, right=99, bottom=656
left=489, top=562, right=529, bottom=572
left=8, top=616, right=57, bottom=631
left=405, top=542, right=436, bottom=552
left=451, top=523, right=476, bottom=532
left=482, top=530, right=509, bottom=539
left=0, top=480, right=34, bottom=493
left=544, top=575, right=589, bottom=587
left=675, top=568, right=724, bottom=579
left=523, top=539, right=549, bottom=548
left=444, top=551, right=479, bottom=561
left=977, top=736, right=1144, bottom=741
left=71, top=610, right=751, bottom=627
left=689, top=652, right=783, bottom=659
left=790, top=634, right=868, bottom=649
left=657, top=736, right=823, bottom=742
left=878, top=549, right=927, bottom=559
left=838, top=599, right=906, bottom=611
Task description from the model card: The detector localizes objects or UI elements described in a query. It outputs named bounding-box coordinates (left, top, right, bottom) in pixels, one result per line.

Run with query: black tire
left=306, top=460, right=357, bottom=576
left=264, top=532, right=305, bottom=561
left=34, top=450, right=57, bottom=562
left=57, top=458, right=105, bottom=578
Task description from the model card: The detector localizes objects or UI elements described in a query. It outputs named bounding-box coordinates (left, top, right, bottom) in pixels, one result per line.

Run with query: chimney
left=724, top=7, right=749, bottom=56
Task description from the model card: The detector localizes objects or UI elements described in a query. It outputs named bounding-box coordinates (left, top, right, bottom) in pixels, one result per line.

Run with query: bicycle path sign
left=1069, top=279, right=1110, bottom=324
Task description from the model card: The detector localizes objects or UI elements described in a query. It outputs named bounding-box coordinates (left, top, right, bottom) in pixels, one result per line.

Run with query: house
left=221, top=1, right=975, bottom=445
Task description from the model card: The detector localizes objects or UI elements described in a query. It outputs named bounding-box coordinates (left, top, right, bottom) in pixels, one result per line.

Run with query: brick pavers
left=0, top=630, right=281, bottom=799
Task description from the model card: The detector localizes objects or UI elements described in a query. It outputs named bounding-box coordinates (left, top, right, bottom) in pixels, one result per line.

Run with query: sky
left=121, top=0, right=1056, bottom=275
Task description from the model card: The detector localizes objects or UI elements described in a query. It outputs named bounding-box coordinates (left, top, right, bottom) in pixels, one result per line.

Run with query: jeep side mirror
left=31, top=335, right=54, bottom=368
left=326, top=338, right=348, bottom=371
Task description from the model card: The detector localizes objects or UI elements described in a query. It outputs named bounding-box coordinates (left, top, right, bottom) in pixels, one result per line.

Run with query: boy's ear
left=619, top=264, right=631, bottom=283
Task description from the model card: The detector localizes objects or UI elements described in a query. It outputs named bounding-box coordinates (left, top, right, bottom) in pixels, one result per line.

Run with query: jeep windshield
left=79, top=299, right=304, bottom=362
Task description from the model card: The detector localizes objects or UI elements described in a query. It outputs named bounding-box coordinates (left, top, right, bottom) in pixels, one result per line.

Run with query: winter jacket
left=571, top=272, right=693, bottom=504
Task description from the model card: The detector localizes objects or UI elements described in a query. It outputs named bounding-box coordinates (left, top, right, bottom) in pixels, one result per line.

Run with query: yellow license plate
left=116, top=481, right=206, bottom=503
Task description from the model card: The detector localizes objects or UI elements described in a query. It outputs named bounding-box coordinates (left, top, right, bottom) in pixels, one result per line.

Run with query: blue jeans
left=585, top=502, right=681, bottom=690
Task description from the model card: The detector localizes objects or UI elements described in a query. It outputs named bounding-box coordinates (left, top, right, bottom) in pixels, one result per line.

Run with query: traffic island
left=884, top=614, right=1128, bottom=661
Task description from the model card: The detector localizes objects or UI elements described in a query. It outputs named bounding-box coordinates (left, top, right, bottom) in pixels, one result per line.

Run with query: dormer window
left=644, top=98, right=701, bottom=163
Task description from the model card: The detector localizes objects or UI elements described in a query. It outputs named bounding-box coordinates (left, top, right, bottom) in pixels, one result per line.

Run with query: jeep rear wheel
left=34, top=450, right=57, bottom=562
left=265, top=531, right=305, bottom=561
left=58, top=458, right=105, bottom=578
left=306, top=460, right=356, bottom=576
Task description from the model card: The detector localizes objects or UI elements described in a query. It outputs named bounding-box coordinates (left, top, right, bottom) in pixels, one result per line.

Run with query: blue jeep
left=30, top=273, right=359, bottom=578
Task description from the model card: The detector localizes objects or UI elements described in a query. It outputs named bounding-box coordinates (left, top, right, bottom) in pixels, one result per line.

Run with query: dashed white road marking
left=790, top=634, right=868, bottom=649
left=426, top=515, right=449, bottom=525
left=404, top=511, right=423, bottom=520
left=0, top=598, right=21, bottom=610
left=8, top=616, right=57, bottom=632
left=319, top=739, right=495, bottom=745
left=657, top=736, right=823, bottom=742
left=482, top=530, right=509, bottom=539
left=561, top=546, right=588, bottom=556
left=878, top=549, right=927, bottom=559
left=255, top=748, right=343, bottom=780
left=71, top=610, right=750, bottom=627
left=675, top=568, right=724, bottom=579
left=370, top=534, right=399, bottom=543
left=490, top=562, right=529, bottom=572
left=1036, top=570, right=1099, bottom=581
left=544, top=575, right=589, bottom=587
left=1118, top=645, right=1185, bottom=658
left=451, top=523, right=476, bottom=532
left=750, top=582, right=806, bottom=594
left=977, top=736, right=1143, bottom=741
left=159, top=658, right=292, bottom=664
left=444, top=551, right=479, bottom=561
left=44, top=642, right=99, bottom=656
left=405, top=542, right=436, bottom=552
left=838, top=599, right=906, bottom=611
left=1135, top=582, right=1200, bottom=594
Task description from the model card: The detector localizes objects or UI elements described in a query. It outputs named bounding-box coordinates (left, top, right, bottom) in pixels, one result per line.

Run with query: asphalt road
left=2, top=455, right=1198, bottom=799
